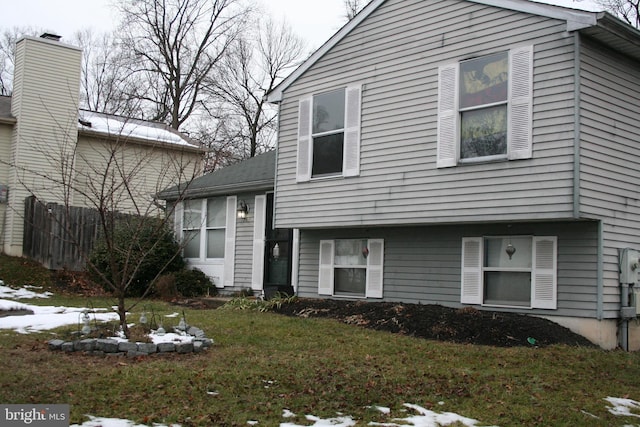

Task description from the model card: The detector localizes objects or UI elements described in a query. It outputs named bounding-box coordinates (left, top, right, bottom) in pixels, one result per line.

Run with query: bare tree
left=201, top=16, right=304, bottom=167
left=115, top=0, right=251, bottom=130
left=595, top=0, right=640, bottom=27
left=3, top=100, right=203, bottom=337
left=0, top=27, right=44, bottom=95
left=344, top=0, right=367, bottom=20
left=73, top=29, right=144, bottom=117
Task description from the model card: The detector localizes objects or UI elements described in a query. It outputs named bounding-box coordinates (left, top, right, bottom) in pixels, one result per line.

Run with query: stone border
left=48, top=326, right=213, bottom=357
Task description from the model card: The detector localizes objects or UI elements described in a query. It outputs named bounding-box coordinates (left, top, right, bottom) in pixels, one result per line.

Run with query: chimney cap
left=40, top=33, right=61, bottom=41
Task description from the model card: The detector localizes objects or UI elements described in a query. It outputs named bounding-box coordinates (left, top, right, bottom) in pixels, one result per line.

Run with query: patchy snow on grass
left=0, top=284, right=53, bottom=299
left=0, top=299, right=119, bottom=334
left=605, top=397, right=640, bottom=418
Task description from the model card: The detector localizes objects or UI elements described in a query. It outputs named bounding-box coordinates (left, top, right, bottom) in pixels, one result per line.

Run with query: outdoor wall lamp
left=237, top=200, right=249, bottom=220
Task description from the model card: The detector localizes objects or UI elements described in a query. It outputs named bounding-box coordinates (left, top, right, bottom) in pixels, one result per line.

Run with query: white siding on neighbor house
left=274, top=0, right=578, bottom=230
left=4, top=37, right=82, bottom=256
left=74, top=135, right=202, bottom=213
left=0, top=124, right=11, bottom=245
left=297, top=221, right=600, bottom=319
left=579, top=37, right=640, bottom=318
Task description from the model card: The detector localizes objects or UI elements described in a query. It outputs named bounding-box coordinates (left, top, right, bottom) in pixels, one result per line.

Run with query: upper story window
left=459, top=52, right=508, bottom=160
left=297, top=85, right=362, bottom=182
left=437, top=46, right=533, bottom=167
left=312, top=89, right=345, bottom=176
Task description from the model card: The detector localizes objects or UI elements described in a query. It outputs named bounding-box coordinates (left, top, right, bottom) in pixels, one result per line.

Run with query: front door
left=263, top=193, right=293, bottom=298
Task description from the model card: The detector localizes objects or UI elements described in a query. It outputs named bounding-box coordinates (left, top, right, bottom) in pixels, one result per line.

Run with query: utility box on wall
left=620, top=248, right=640, bottom=285
left=0, top=184, right=7, bottom=203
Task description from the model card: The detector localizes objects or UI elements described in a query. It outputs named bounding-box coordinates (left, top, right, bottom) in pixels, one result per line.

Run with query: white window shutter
left=251, top=195, right=267, bottom=291
left=318, top=240, right=334, bottom=296
left=223, top=196, right=237, bottom=288
left=532, top=236, right=557, bottom=309
left=173, top=201, right=183, bottom=241
left=461, top=237, right=483, bottom=304
left=437, top=63, right=459, bottom=168
left=343, top=85, right=362, bottom=177
left=297, top=97, right=312, bottom=182
left=508, top=45, right=533, bottom=160
left=366, top=239, right=384, bottom=298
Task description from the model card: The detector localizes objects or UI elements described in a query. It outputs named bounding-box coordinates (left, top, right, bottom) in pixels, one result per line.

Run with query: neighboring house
left=159, top=151, right=296, bottom=296
left=266, top=0, right=640, bottom=349
left=0, top=34, right=203, bottom=259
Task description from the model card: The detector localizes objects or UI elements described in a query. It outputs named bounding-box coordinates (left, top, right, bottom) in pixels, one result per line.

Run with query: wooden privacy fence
left=23, top=196, right=101, bottom=271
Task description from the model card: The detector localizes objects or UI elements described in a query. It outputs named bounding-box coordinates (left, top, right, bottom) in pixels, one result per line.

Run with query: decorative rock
left=127, top=350, right=148, bottom=358
left=62, top=342, right=75, bottom=352
left=137, top=342, right=157, bottom=354
left=193, top=341, right=204, bottom=353
left=175, top=342, right=193, bottom=354
left=187, top=326, right=205, bottom=338
left=157, top=342, right=176, bottom=353
left=78, top=339, right=96, bottom=351
left=95, top=339, right=119, bottom=353
left=48, top=339, right=64, bottom=351
left=118, top=342, right=138, bottom=352
left=194, top=337, right=213, bottom=348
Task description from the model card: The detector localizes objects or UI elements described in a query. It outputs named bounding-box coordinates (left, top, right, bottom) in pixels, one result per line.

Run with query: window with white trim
left=437, top=46, right=533, bottom=167
left=461, top=236, right=557, bottom=309
left=297, top=85, right=361, bottom=181
left=319, top=239, right=384, bottom=298
left=181, top=197, right=227, bottom=259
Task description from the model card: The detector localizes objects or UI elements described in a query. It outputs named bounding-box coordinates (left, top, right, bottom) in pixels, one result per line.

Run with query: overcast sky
left=0, top=0, right=602, bottom=50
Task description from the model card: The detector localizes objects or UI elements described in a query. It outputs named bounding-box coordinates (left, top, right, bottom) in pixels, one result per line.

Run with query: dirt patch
left=273, top=299, right=596, bottom=348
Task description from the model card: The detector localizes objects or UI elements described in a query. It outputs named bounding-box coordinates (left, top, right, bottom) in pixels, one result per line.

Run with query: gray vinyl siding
left=233, top=192, right=266, bottom=292
left=274, top=0, right=577, bottom=230
left=579, top=37, right=640, bottom=317
left=297, top=221, right=600, bottom=319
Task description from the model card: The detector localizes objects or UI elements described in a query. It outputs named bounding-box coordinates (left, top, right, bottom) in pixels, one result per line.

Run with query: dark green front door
left=264, top=193, right=293, bottom=298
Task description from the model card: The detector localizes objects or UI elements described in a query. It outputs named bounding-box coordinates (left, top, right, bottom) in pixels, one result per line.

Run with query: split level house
left=261, top=0, right=640, bottom=350
left=0, top=34, right=204, bottom=265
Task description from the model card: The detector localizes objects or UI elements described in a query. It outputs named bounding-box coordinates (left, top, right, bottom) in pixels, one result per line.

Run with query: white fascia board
left=467, top=0, right=598, bottom=31
left=266, top=0, right=386, bottom=104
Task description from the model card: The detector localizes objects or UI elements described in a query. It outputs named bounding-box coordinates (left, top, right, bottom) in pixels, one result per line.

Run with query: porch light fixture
left=237, top=200, right=249, bottom=220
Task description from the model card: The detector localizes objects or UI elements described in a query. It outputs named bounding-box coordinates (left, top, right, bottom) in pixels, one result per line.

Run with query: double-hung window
left=437, top=46, right=533, bottom=167
left=297, top=85, right=362, bottom=181
left=461, top=235, right=557, bottom=309
left=181, top=197, right=228, bottom=260
left=318, top=239, right=384, bottom=298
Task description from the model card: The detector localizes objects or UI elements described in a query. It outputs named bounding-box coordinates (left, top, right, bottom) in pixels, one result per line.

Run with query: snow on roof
left=78, top=110, right=199, bottom=149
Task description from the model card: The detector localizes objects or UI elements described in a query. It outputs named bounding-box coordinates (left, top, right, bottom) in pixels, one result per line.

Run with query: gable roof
left=0, top=95, right=201, bottom=151
left=158, top=150, right=276, bottom=201
left=267, top=0, right=640, bottom=103
left=78, top=110, right=201, bottom=152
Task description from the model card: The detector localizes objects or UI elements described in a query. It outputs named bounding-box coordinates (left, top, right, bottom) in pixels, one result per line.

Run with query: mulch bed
left=273, top=298, right=596, bottom=348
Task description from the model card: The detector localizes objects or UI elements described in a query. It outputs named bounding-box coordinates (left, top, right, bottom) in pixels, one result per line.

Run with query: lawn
left=1, top=254, right=640, bottom=426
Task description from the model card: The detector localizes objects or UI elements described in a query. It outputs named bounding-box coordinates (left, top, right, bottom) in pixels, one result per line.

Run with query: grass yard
left=1, top=295, right=640, bottom=426
left=1, top=253, right=640, bottom=426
